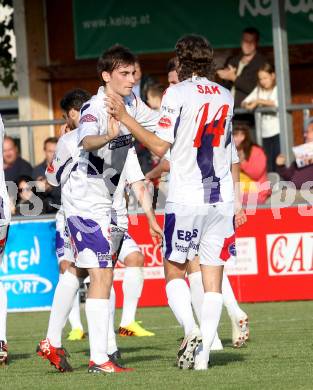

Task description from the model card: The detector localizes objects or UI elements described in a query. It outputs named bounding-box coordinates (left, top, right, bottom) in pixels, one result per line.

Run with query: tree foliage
left=0, top=0, right=17, bottom=94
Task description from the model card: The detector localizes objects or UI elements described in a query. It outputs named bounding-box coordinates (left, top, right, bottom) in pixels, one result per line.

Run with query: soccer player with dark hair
left=37, top=45, right=160, bottom=374
left=107, top=34, right=246, bottom=370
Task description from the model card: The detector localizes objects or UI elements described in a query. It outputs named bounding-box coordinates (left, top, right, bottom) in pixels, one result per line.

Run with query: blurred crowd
left=3, top=27, right=313, bottom=215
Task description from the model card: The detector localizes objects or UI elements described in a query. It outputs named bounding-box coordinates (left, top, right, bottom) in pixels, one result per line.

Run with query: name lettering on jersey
left=109, top=134, right=132, bottom=150
left=197, top=85, right=220, bottom=95
left=193, top=103, right=229, bottom=148
left=79, top=114, right=97, bottom=124
left=158, top=116, right=172, bottom=129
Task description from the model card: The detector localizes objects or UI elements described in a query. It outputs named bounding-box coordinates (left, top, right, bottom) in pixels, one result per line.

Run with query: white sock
left=120, top=267, right=144, bottom=327
left=68, top=290, right=83, bottom=331
left=188, top=271, right=204, bottom=324
left=107, top=287, right=118, bottom=355
left=198, top=292, right=223, bottom=365
left=85, top=298, right=110, bottom=365
left=166, top=278, right=197, bottom=336
left=47, top=271, right=79, bottom=347
left=222, top=273, right=246, bottom=319
left=0, top=282, right=7, bottom=342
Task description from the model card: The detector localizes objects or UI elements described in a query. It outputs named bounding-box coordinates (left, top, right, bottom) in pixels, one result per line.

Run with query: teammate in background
left=0, top=115, right=11, bottom=365
left=106, top=34, right=246, bottom=370
left=55, top=89, right=92, bottom=341
left=167, top=57, right=179, bottom=86
left=37, top=45, right=160, bottom=374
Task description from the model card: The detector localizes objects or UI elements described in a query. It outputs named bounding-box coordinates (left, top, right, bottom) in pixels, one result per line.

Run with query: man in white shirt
left=106, top=34, right=246, bottom=371
left=0, top=115, right=11, bottom=365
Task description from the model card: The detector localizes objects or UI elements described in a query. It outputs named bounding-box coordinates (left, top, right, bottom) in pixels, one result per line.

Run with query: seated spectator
left=3, top=136, right=33, bottom=183
left=276, top=118, right=313, bottom=189
left=241, top=63, right=280, bottom=172
left=146, top=83, right=165, bottom=111
left=233, top=124, right=271, bottom=205
left=33, top=137, right=58, bottom=178
left=33, top=137, right=61, bottom=210
left=14, top=175, right=50, bottom=216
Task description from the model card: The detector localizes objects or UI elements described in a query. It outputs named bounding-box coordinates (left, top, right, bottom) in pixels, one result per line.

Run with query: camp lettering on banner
left=73, top=0, right=313, bottom=58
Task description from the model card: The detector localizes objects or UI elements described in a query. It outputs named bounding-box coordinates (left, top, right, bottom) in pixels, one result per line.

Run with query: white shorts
left=118, top=232, right=140, bottom=263
left=163, top=202, right=236, bottom=266
left=55, top=210, right=75, bottom=264
left=0, top=224, right=9, bottom=264
left=66, top=215, right=113, bottom=269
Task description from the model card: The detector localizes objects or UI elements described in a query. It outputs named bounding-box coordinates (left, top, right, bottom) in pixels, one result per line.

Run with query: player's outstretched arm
left=106, top=93, right=170, bottom=158
left=232, top=162, right=247, bottom=228
left=146, top=158, right=170, bottom=181
left=131, top=180, right=163, bottom=242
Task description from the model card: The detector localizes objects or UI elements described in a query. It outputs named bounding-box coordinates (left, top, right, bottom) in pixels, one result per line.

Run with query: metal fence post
left=272, top=0, right=294, bottom=165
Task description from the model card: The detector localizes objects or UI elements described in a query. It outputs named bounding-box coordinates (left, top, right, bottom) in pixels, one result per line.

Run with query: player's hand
left=105, top=92, right=128, bottom=123
left=148, top=218, right=163, bottom=245
left=107, top=114, right=120, bottom=141
left=60, top=123, right=71, bottom=136
left=276, top=154, right=286, bottom=166
left=235, top=208, right=247, bottom=228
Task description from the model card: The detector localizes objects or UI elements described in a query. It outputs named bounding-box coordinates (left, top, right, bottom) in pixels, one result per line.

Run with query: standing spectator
left=167, top=57, right=179, bottom=86
left=3, top=136, right=33, bottom=183
left=233, top=124, right=271, bottom=205
left=132, top=60, right=157, bottom=174
left=33, top=137, right=61, bottom=210
left=276, top=118, right=313, bottom=189
left=132, top=59, right=155, bottom=103
left=242, top=63, right=280, bottom=171
left=217, top=27, right=266, bottom=125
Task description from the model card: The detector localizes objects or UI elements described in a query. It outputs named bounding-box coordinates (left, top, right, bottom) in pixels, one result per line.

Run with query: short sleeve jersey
left=0, top=115, right=11, bottom=225
left=66, top=87, right=159, bottom=218
left=156, top=76, right=237, bottom=205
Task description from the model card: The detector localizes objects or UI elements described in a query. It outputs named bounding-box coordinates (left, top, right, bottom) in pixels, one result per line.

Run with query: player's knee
left=59, top=260, right=71, bottom=274
left=124, top=251, right=144, bottom=267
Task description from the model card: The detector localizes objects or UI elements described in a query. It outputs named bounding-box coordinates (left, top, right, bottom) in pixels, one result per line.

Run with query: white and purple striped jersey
left=112, top=146, right=145, bottom=230
left=156, top=76, right=238, bottom=206
left=0, top=115, right=11, bottom=226
left=65, top=86, right=158, bottom=218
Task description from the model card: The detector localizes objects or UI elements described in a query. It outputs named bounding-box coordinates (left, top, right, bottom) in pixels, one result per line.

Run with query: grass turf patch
left=2, top=301, right=313, bottom=389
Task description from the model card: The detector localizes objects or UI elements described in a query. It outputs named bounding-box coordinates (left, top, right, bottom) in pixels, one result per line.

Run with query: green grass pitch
left=2, top=301, right=313, bottom=389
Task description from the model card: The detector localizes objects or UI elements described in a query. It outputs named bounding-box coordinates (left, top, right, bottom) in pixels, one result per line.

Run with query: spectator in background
left=33, top=137, right=61, bottom=210
left=276, top=118, right=313, bottom=189
left=132, top=59, right=155, bottom=103
left=167, top=57, right=179, bottom=86
left=233, top=124, right=270, bottom=205
left=33, top=137, right=58, bottom=178
left=242, top=63, right=280, bottom=172
left=14, top=175, right=50, bottom=216
left=3, top=136, right=33, bottom=183
left=217, top=27, right=266, bottom=124
left=132, top=59, right=157, bottom=174
left=146, top=83, right=166, bottom=111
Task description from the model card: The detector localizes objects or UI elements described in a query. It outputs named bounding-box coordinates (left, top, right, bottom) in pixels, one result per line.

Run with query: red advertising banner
left=113, top=206, right=313, bottom=307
